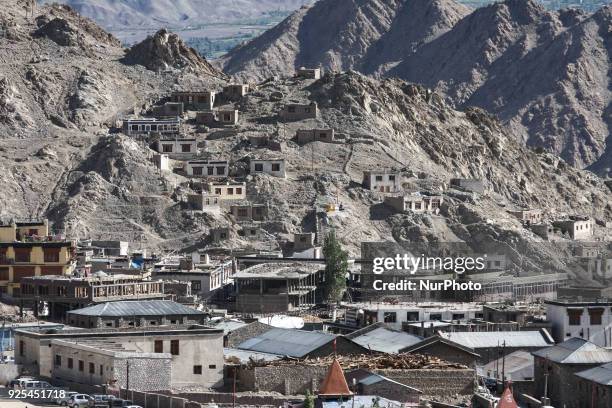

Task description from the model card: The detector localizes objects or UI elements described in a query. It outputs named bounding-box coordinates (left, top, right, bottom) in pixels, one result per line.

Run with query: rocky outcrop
left=122, top=29, right=228, bottom=79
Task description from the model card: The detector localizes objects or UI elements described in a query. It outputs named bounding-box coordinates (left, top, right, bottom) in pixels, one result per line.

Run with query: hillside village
left=0, top=1, right=611, bottom=408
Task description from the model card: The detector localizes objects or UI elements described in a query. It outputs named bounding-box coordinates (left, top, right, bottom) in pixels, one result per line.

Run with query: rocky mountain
left=0, top=0, right=609, bottom=262
left=220, top=0, right=612, bottom=172
left=40, top=0, right=312, bottom=30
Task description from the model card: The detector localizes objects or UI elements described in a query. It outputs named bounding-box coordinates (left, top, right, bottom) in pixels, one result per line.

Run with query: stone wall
left=226, top=322, right=272, bottom=347
left=374, top=369, right=475, bottom=398
left=114, top=357, right=172, bottom=391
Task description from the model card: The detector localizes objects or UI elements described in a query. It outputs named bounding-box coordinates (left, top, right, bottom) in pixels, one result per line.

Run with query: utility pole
left=501, top=340, right=507, bottom=388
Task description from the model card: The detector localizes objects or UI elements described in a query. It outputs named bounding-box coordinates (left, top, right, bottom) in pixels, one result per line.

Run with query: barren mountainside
left=220, top=0, right=612, bottom=172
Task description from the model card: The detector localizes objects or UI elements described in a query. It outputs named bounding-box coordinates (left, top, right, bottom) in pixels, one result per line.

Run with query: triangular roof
left=497, top=383, right=518, bottom=408
left=532, top=337, right=612, bottom=364
left=576, top=362, right=612, bottom=385
left=399, top=335, right=481, bottom=357
left=319, top=359, right=353, bottom=397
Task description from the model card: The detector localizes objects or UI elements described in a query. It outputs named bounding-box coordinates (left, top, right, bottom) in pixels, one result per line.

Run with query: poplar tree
left=323, top=229, right=348, bottom=303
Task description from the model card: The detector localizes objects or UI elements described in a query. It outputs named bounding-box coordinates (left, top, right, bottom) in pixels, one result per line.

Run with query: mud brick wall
left=374, top=368, right=475, bottom=397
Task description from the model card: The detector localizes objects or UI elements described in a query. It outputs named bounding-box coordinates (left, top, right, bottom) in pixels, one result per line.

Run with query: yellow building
left=0, top=221, right=74, bottom=297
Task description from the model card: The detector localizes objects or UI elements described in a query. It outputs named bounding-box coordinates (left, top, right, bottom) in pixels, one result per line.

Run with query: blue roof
left=237, top=327, right=336, bottom=357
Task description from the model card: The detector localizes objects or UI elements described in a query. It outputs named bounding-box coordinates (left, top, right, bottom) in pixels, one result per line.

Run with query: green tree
left=304, top=390, right=314, bottom=408
left=323, top=229, right=348, bottom=303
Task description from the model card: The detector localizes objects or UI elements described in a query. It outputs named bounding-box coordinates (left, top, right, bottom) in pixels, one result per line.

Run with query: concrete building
left=234, top=262, right=325, bottom=313
left=296, top=67, right=322, bottom=79
left=186, top=193, right=221, bottom=212
left=171, top=90, right=216, bottom=110
left=153, top=258, right=234, bottom=299
left=279, top=102, right=318, bottom=121
left=0, top=220, right=74, bottom=297
left=294, top=233, right=316, bottom=251
left=206, top=181, right=247, bottom=201
left=196, top=109, right=239, bottom=127
left=533, top=338, right=612, bottom=408
left=295, top=128, right=335, bottom=144
left=449, top=178, right=485, bottom=194
left=250, top=158, right=287, bottom=178
left=66, top=300, right=206, bottom=329
left=384, top=193, right=443, bottom=213
left=19, top=274, right=165, bottom=319
left=553, top=217, right=595, bottom=240
left=545, top=299, right=612, bottom=346
left=363, top=171, right=401, bottom=193
left=15, top=325, right=224, bottom=390
left=151, top=102, right=184, bottom=118
left=230, top=203, right=268, bottom=222
left=223, top=84, right=249, bottom=100
left=508, top=209, right=543, bottom=225
left=184, top=159, right=229, bottom=178
left=153, top=153, right=170, bottom=171
left=155, top=138, right=197, bottom=159
left=122, top=118, right=180, bottom=136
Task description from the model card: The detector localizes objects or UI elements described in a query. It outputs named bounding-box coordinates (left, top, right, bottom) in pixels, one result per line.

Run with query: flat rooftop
left=234, top=262, right=322, bottom=280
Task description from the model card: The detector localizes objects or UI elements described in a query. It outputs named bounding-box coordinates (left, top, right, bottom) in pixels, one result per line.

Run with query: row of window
left=55, top=355, right=104, bottom=376
left=162, top=144, right=193, bottom=153
left=381, top=311, right=471, bottom=323
left=154, top=339, right=180, bottom=355
left=253, top=163, right=282, bottom=172
left=191, top=166, right=227, bottom=176
left=0, top=249, right=60, bottom=263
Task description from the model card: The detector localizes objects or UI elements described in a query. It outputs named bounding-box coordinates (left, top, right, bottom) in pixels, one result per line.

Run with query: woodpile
left=244, top=353, right=468, bottom=370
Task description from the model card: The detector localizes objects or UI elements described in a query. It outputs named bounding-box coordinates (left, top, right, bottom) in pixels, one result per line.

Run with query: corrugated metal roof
left=224, top=348, right=283, bottom=364
left=444, top=331, right=551, bottom=349
left=479, top=351, right=534, bottom=381
left=575, top=362, right=612, bottom=385
left=67, top=300, right=205, bottom=317
left=532, top=337, right=612, bottom=364
left=321, top=396, right=401, bottom=408
left=237, top=327, right=335, bottom=357
left=350, top=327, right=422, bottom=354
left=210, top=320, right=248, bottom=334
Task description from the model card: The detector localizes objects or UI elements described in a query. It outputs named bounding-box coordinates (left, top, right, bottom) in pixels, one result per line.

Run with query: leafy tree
left=304, top=390, right=314, bottom=408
left=323, top=229, right=348, bottom=303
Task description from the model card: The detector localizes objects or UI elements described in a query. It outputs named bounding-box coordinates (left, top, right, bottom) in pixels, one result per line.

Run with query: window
left=568, top=309, right=583, bottom=326
left=208, top=167, right=214, bottom=176
left=193, top=365, right=202, bottom=375
left=78, top=360, right=84, bottom=372
left=193, top=167, right=203, bottom=176
left=215, top=188, right=222, bottom=195
left=224, top=114, right=231, bottom=121
left=375, top=175, right=383, bottom=182
left=272, top=163, right=281, bottom=172
left=14, top=248, right=31, bottom=263
left=254, top=163, right=263, bottom=172
left=452, top=313, right=465, bottom=320
left=170, top=340, right=180, bottom=355
left=100, top=365, right=103, bottom=376
left=227, top=188, right=234, bottom=195
left=288, top=106, right=296, bottom=113
left=430, top=314, right=442, bottom=321
left=89, top=362, right=95, bottom=374
left=162, top=144, right=173, bottom=153
left=191, top=281, right=202, bottom=292
left=154, top=340, right=163, bottom=353
left=236, top=188, right=242, bottom=195
left=43, top=249, right=60, bottom=263
left=589, top=309, right=604, bottom=325
left=383, top=312, right=396, bottom=323
left=406, top=312, right=419, bottom=321
left=68, top=358, right=73, bottom=369
left=216, top=166, right=226, bottom=175
left=237, top=209, right=249, bottom=217
left=106, top=322, right=113, bottom=327
left=388, top=175, right=395, bottom=181
left=181, top=144, right=192, bottom=153
left=208, top=364, right=217, bottom=369
left=55, top=355, right=61, bottom=367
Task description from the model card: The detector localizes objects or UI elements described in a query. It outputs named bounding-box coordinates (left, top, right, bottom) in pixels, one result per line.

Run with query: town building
left=449, top=178, right=485, bottom=194
left=250, top=158, right=287, bottom=178
left=206, top=181, right=247, bottom=201
left=151, top=102, right=184, bottom=118
left=439, top=329, right=554, bottom=363
left=508, top=209, right=543, bottom=225
left=553, top=217, right=595, bottom=240
left=296, top=128, right=335, bottom=144
left=530, top=223, right=554, bottom=240
left=66, top=300, right=206, bottom=329
left=186, top=193, right=221, bottom=212
left=345, top=323, right=422, bottom=354
left=153, top=257, right=234, bottom=299
left=18, top=274, right=165, bottom=319
left=480, top=350, right=534, bottom=383
left=236, top=327, right=366, bottom=358
left=184, top=159, right=229, bottom=178
left=575, top=361, right=612, bottom=408
left=233, top=262, right=325, bottom=313
left=533, top=338, right=612, bottom=408
left=170, top=90, right=216, bottom=110
left=344, top=370, right=421, bottom=407
left=155, top=138, right=198, bottom=159
left=399, top=335, right=480, bottom=367
left=545, top=298, right=612, bottom=346
left=384, top=193, right=443, bottom=213
left=230, top=203, right=268, bottom=222
left=296, top=67, right=322, bottom=79
left=122, top=118, right=180, bottom=136
left=222, top=84, right=249, bottom=100
left=362, top=171, right=401, bottom=193
left=279, top=102, right=318, bottom=121
left=15, top=324, right=224, bottom=390
left=294, top=233, right=316, bottom=251
left=196, top=109, right=239, bottom=127
left=210, top=227, right=231, bottom=244
left=0, top=220, right=74, bottom=297
left=153, top=153, right=170, bottom=171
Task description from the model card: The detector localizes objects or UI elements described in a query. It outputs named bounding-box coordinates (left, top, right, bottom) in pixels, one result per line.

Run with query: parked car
left=23, top=380, right=54, bottom=389
left=124, top=406, right=143, bottom=408
left=1, top=355, right=15, bottom=363
left=56, top=391, right=79, bottom=406
left=68, top=394, right=93, bottom=408
left=88, top=394, right=115, bottom=408
left=13, top=376, right=36, bottom=388
left=108, top=399, right=134, bottom=407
